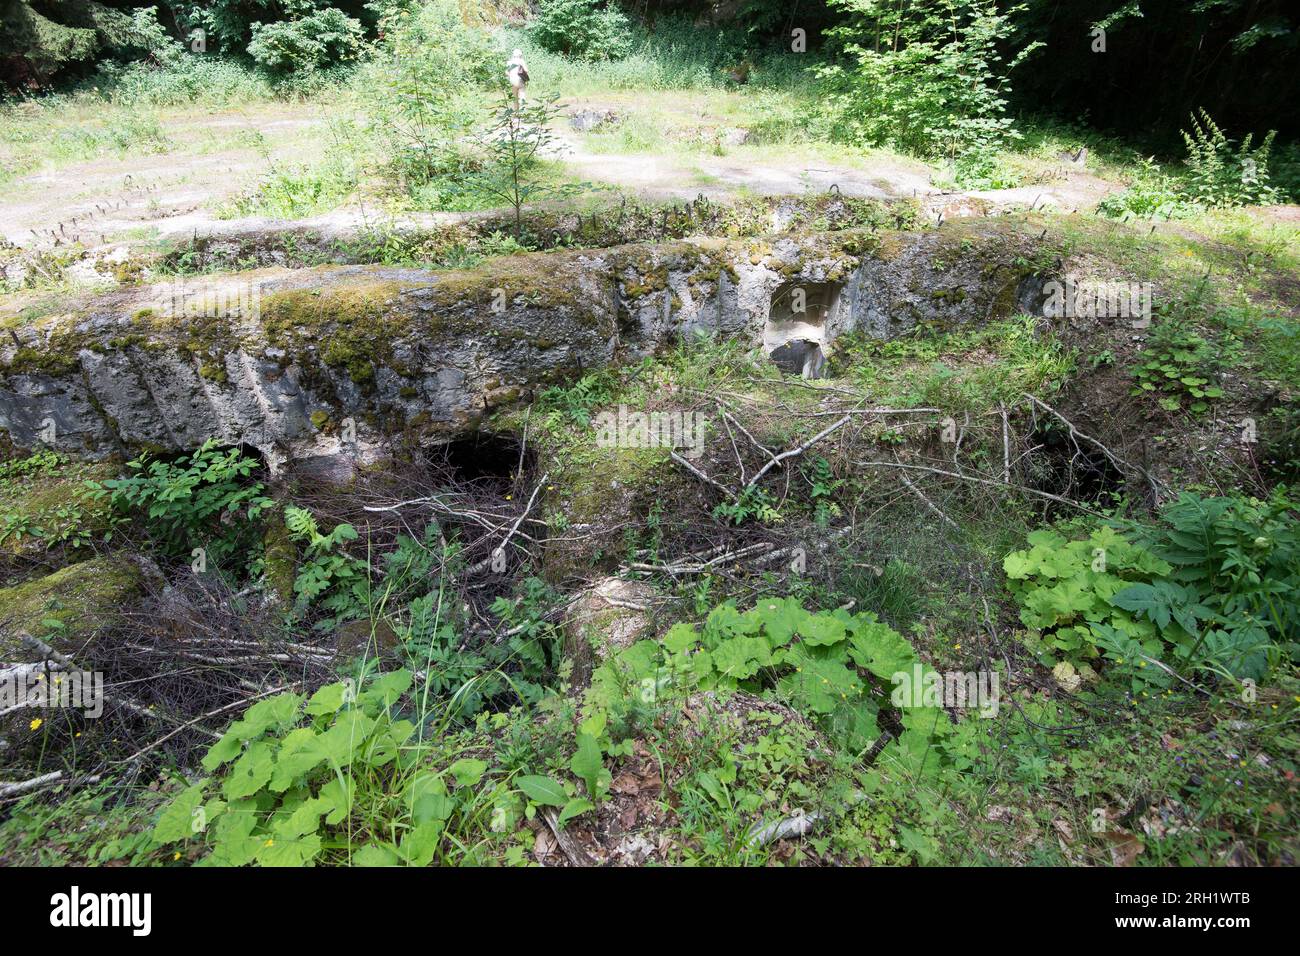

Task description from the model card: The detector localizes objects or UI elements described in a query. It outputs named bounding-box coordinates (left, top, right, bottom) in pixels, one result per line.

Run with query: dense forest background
left=3, top=1, right=1297, bottom=151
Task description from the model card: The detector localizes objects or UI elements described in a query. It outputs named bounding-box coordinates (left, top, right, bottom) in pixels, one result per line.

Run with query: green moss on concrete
left=261, top=514, right=298, bottom=608
left=261, top=280, right=410, bottom=388
left=0, top=556, right=146, bottom=660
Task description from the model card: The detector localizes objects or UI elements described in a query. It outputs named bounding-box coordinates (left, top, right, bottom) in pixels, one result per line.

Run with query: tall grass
left=500, top=18, right=812, bottom=97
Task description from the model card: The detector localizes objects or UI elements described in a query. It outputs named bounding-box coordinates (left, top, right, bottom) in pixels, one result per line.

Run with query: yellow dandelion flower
left=29, top=718, right=43, bottom=731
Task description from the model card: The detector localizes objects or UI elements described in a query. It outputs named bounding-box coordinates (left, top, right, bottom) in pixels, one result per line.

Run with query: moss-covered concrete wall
left=0, top=221, right=1045, bottom=469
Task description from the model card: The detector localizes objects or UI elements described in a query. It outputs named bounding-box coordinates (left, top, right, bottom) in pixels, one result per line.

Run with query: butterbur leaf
left=319, top=777, right=354, bottom=825
left=517, top=775, right=568, bottom=807
left=228, top=693, right=303, bottom=741
left=780, top=655, right=861, bottom=714
left=662, top=622, right=700, bottom=653
left=702, top=602, right=755, bottom=644
left=612, top=640, right=660, bottom=681
left=269, top=727, right=327, bottom=791
left=152, top=781, right=208, bottom=846
left=711, top=635, right=772, bottom=681
left=201, top=729, right=246, bottom=772
left=305, top=682, right=349, bottom=716
left=315, top=711, right=377, bottom=767
left=798, top=613, right=848, bottom=646
left=275, top=797, right=329, bottom=839
left=1003, top=551, right=1034, bottom=579
left=222, top=741, right=275, bottom=800
left=358, top=669, right=413, bottom=710
left=847, top=620, right=917, bottom=678
left=752, top=596, right=805, bottom=646
left=256, top=834, right=321, bottom=867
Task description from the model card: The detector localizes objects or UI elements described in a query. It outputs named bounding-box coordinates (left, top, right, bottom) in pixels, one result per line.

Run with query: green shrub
left=222, top=147, right=358, bottom=219
left=247, top=8, right=364, bottom=75
left=96, top=54, right=277, bottom=107
left=465, top=93, right=581, bottom=238
left=1003, top=524, right=1172, bottom=676
left=1097, top=159, right=1195, bottom=221
left=530, top=0, right=633, bottom=62
left=817, top=0, right=1040, bottom=163
left=1127, top=491, right=1299, bottom=681
left=88, top=440, right=274, bottom=567
left=150, top=672, right=431, bottom=866
left=359, top=0, right=496, bottom=194
left=586, top=597, right=956, bottom=774
left=283, top=504, right=366, bottom=624
left=165, top=0, right=367, bottom=55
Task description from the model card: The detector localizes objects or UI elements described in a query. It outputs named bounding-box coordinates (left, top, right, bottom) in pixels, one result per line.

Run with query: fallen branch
left=626, top=541, right=776, bottom=575
left=746, top=809, right=822, bottom=847
left=465, top=471, right=550, bottom=576
left=670, top=451, right=738, bottom=501
left=719, top=409, right=777, bottom=470
left=719, top=412, right=748, bottom=484
left=746, top=414, right=851, bottom=490
left=0, top=771, right=72, bottom=801
left=897, top=469, right=960, bottom=530
left=19, top=634, right=161, bottom=723
left=541, top=807, right=596, bottom=866
left=1000, top=402, right=1011, bottom=484
left=859, top=460, right=1104, bottom=516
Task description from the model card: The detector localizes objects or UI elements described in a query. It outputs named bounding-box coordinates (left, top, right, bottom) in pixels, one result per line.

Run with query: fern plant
left=1124, top=492, right=1299, bottom=681
left=713, top=485, right=782, bottom=526
left=284, top=505, right=366, bottom=625
left=1005, top=494, right=1298, bottom=687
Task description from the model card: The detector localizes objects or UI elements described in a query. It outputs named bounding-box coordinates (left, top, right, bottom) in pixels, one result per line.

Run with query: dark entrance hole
left=430, top=432, right=534, bottom=492
left=1027, top=421, right=1126, bottom=505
